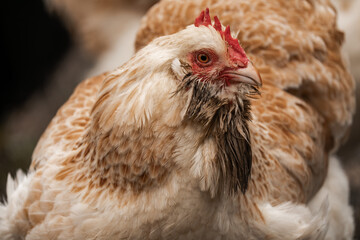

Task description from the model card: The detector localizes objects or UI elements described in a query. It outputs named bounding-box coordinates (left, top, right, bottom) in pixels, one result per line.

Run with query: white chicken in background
left=45, top=0, right=158, bottom=76
left=331, top=0, right=360, bottom=81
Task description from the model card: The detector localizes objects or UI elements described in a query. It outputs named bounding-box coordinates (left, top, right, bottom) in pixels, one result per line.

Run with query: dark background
left=0, top=0, right=70, bottom=120
left=0, top=0, right=358, bottom=238
left=0, top=0, right=70, bottom=182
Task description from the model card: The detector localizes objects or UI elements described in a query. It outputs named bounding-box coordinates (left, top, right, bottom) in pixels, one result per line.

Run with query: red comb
left=195, top=8, right=212, bottom=27
left=194, top=8, right=248, bottom=66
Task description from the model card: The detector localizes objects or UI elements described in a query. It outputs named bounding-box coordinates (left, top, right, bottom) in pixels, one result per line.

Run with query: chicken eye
left=197, top=53, right=210, bottom=64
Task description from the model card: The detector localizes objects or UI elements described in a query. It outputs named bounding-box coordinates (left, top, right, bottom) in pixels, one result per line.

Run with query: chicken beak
left=222, top=61, right=262, bottom=87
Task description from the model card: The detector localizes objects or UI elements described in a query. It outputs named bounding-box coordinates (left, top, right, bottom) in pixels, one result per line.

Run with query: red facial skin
left=188, top=49, right=246, bottom=87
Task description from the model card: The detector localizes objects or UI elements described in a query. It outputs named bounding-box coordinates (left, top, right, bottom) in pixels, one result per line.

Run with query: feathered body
left=0, top=2, right=355, bottom=240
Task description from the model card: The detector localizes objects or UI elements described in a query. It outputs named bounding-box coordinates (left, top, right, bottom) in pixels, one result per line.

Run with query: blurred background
left=0, top=0, right=359, bottom=237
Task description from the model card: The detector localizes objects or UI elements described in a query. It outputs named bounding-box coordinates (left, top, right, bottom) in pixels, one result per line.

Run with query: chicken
left=0, top=8, right=354, bottom=240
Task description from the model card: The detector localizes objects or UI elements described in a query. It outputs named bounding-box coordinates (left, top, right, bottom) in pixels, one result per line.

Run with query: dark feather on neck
left=176, top=74, right=253, bottom=195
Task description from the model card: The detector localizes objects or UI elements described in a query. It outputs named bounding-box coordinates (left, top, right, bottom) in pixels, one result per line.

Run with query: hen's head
left=169, top=8, right=261, bottom=103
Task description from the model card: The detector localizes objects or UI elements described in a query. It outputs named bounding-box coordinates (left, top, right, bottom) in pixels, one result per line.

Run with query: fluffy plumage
left=0, top=3, right=355, bottom=240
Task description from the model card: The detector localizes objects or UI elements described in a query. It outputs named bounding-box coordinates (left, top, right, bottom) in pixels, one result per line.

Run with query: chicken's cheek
left=190, top=62, right=219, bottom=82
left=192, top=67, right=213, bottom=82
